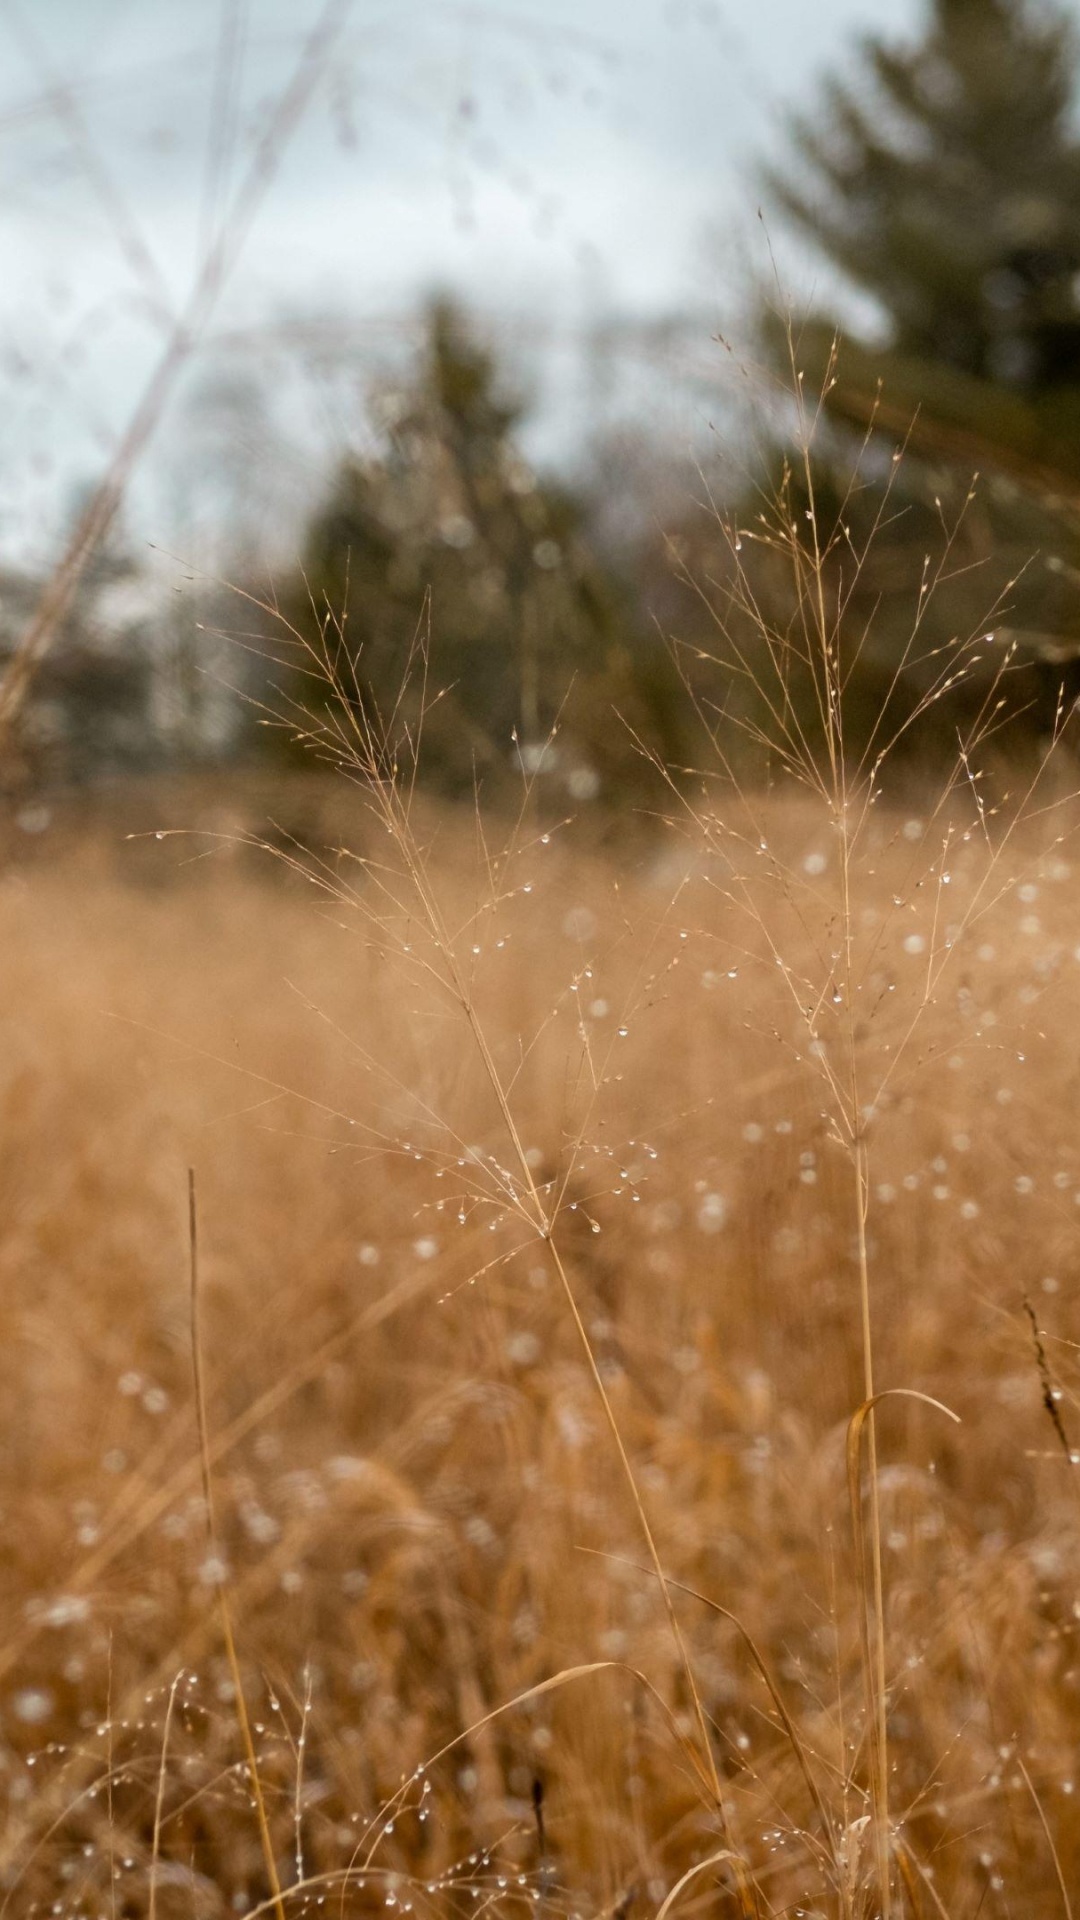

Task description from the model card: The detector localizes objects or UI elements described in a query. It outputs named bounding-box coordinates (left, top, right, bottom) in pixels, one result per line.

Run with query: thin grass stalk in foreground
left=579, top=1547, right=844, bottom=1913
left=646, top=319, right=1080, bottom=1908
left=241, top=602, right=735, bottom=1838
left=360, top=717, right=731, bottom=1835
left=147, top=1672, right=181, bottom=1920
left=189, top=1167, right=287, bottom=1920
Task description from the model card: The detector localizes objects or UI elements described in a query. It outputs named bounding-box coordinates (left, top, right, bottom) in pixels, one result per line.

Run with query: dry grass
left=4, top=335, right=1080, bottom=1918
left=3, top=761, right=1080, bottom=1917
left=1, top=17, right=1072, bottom=1907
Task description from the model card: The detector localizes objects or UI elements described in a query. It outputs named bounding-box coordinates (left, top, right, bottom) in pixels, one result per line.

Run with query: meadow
left=3, top=0, right=1080, bottom=1908
left=3, top=738, right=1080, bottom=1918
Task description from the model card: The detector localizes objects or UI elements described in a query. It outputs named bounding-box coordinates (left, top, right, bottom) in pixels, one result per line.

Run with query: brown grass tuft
left=3, top=758, right=1080, bottom=1913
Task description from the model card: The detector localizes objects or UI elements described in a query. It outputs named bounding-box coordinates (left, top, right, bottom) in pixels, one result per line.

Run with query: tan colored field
left=4, top=770, right=1080, bottom=1917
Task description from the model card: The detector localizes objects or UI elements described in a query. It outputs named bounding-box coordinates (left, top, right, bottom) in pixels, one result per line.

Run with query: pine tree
left=765, top=0, right=1080, bottom=490
left=772, top=0, right=1080, bottom=385
left=739, top=0, right=1080, bottom=749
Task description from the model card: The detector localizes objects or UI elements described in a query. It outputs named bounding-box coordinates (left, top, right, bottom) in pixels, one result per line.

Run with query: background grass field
left=2, top=766, right=1080, bottom=1915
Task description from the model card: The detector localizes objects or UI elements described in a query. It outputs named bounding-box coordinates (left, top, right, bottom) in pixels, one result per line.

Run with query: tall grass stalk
left=644, top=327, right=1080, bottom=1909
left=189, top=1168, right=286, bottom=1920
left=242, top=603, right=741, bottom=1858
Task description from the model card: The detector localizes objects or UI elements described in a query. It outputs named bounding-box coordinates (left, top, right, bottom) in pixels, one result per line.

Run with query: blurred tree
left=768, top=0, right=1080, bottom=404
left=0, top=505, right=158, bottom=789
left=268, top=298, right=684, bottom=803
left=730, top=0, right=1080, bottom=763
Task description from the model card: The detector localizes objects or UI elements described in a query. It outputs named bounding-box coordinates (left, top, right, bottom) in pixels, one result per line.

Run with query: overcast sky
left=0, top=0, right=929, bottom=562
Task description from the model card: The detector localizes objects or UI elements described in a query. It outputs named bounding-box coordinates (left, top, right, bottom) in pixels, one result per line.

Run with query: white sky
left=0, top=0, right=933, bottom=563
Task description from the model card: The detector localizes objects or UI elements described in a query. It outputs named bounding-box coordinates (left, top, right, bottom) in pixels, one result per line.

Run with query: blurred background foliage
left=741, top=0, right=1080, bottom=765
left=264, top=297, right=689, bottom=803
left=7, top=0, right=1080, bottom=802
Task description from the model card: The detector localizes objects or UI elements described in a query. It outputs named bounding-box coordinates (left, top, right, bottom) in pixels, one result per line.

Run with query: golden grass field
left=4, top=764, right=1080, bottom=1918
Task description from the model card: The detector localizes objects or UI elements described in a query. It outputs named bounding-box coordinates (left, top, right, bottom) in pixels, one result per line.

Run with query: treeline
left=8, top=0, right=1080, bottom=799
